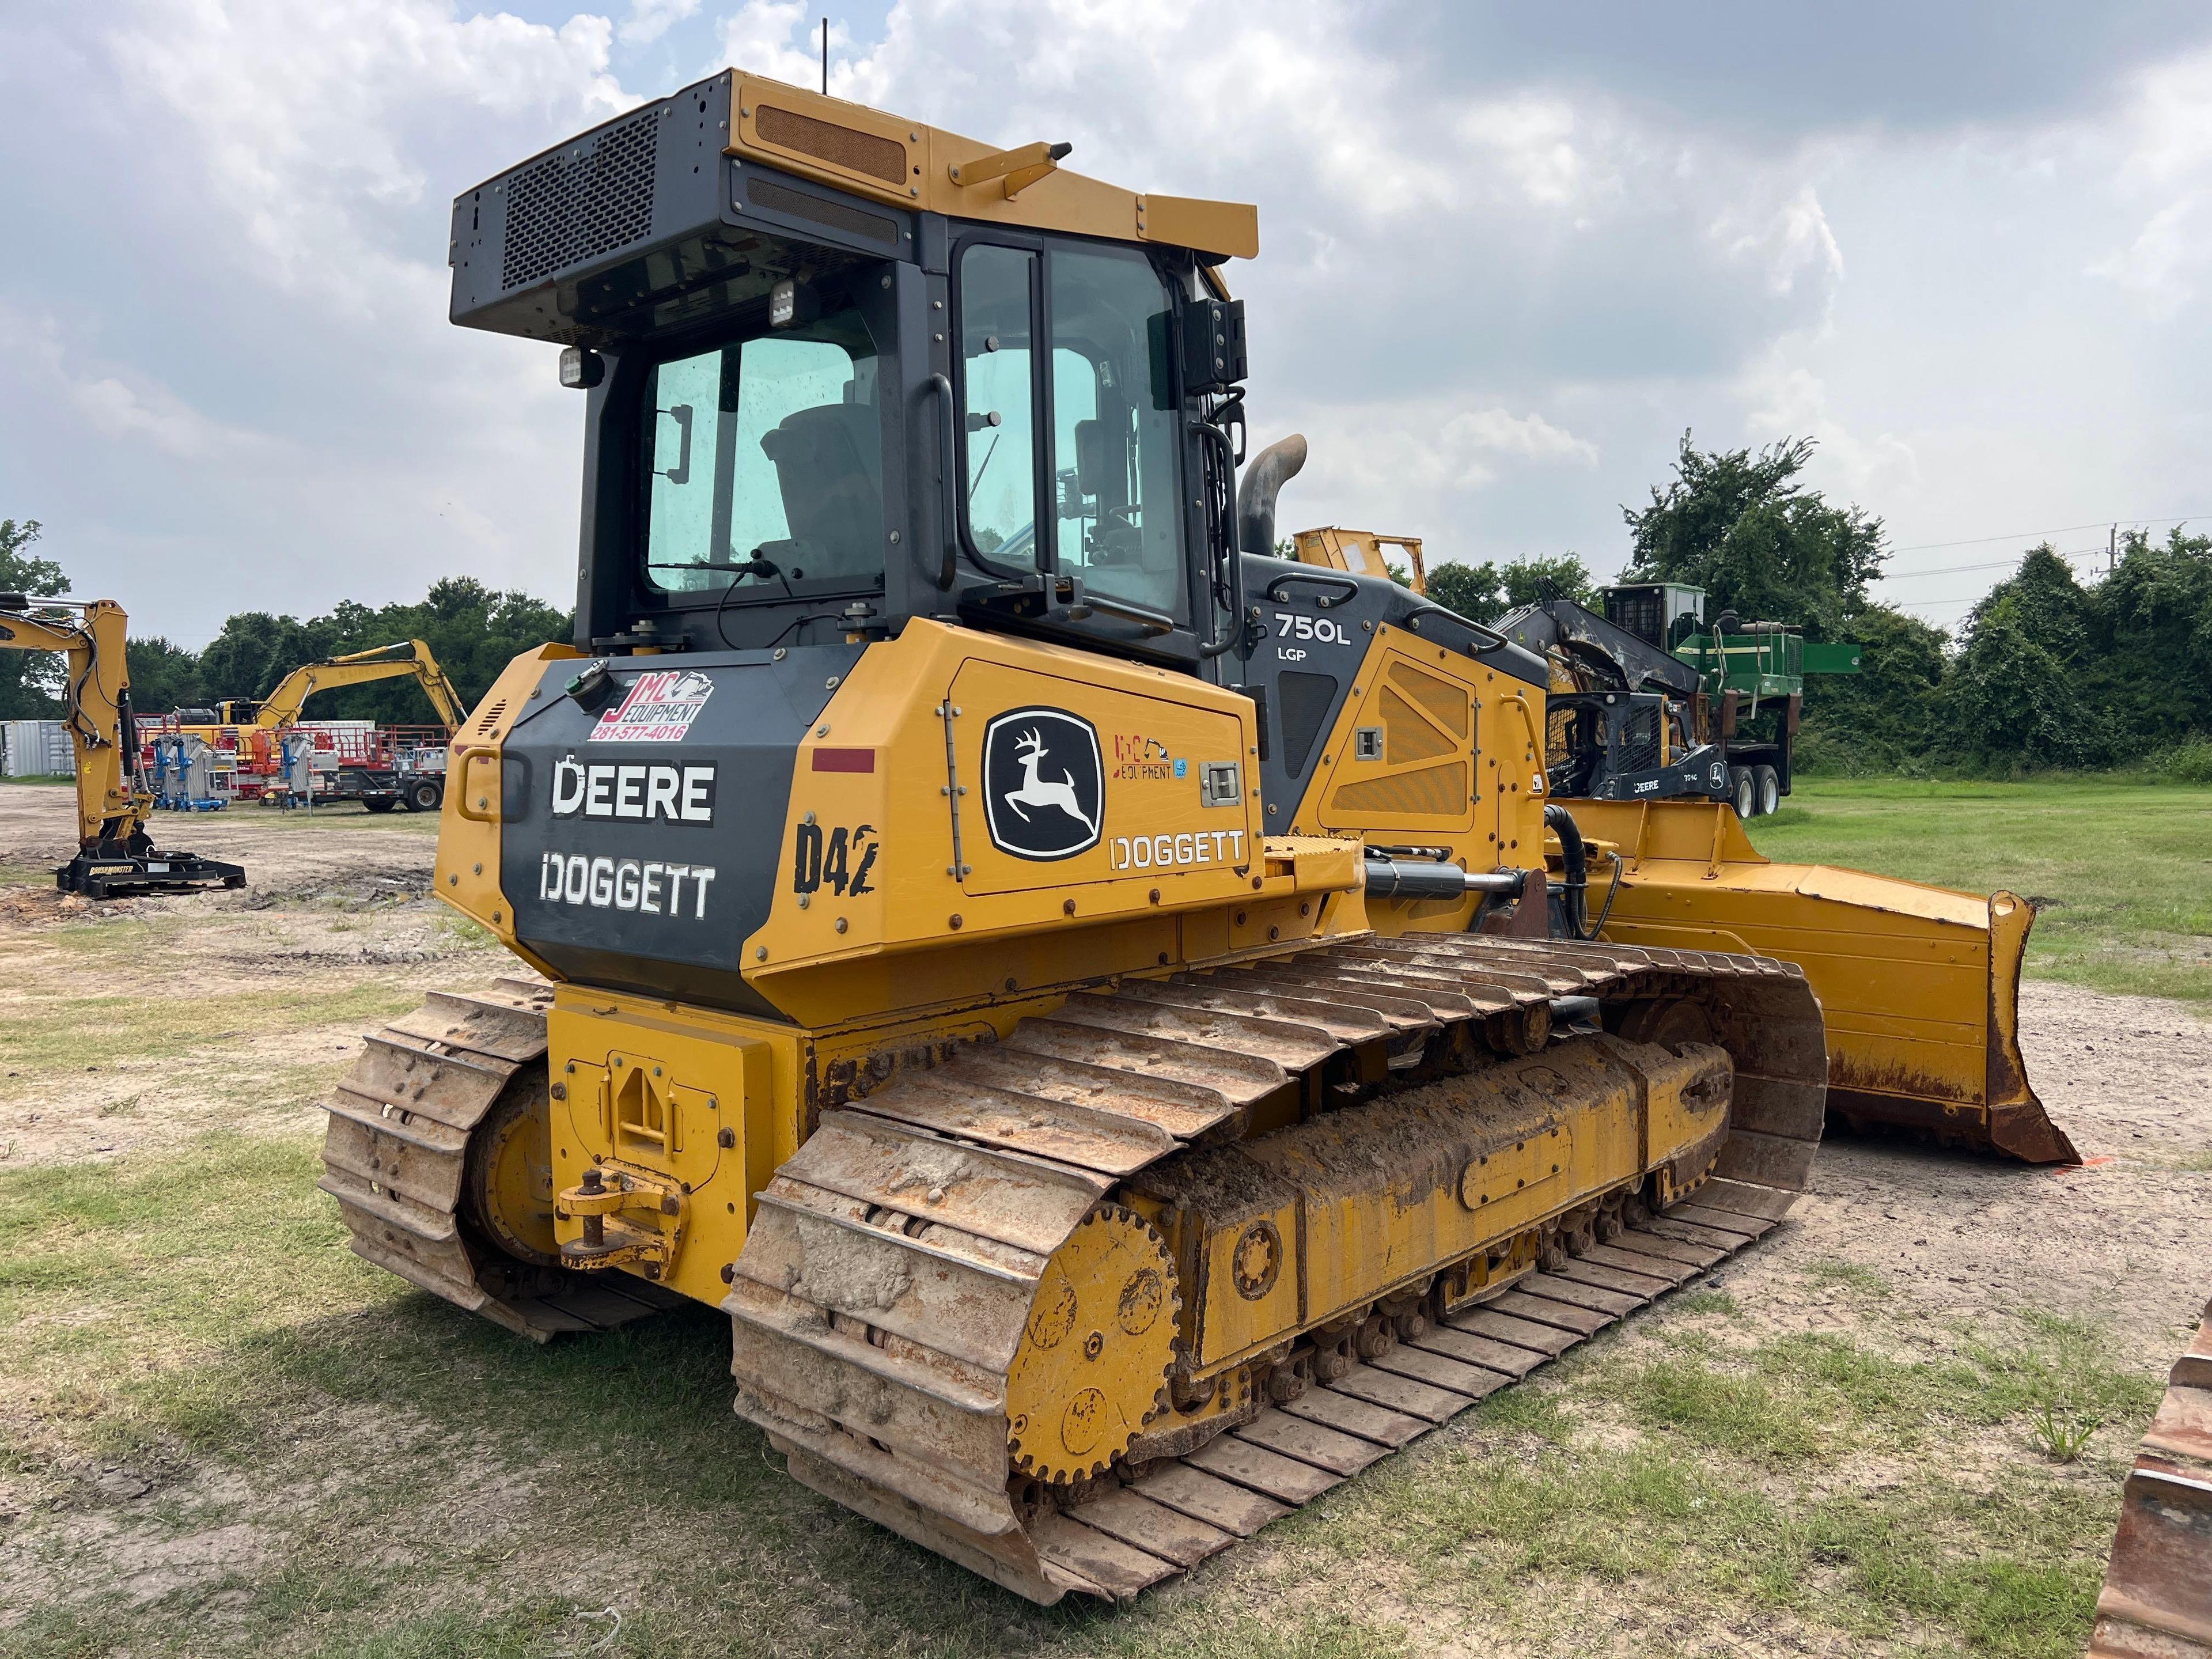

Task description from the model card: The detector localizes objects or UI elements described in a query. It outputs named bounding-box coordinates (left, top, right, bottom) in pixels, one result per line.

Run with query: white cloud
left=0, top=304, right=268, bottom=465
left=1711, top=182, right=1846, bottom=297
left=620, top=0, right=701, bottom=48
left=1740, top=356, right=1918, bottom=505
left=103, top=0, right=630, bottom=313
left=0, top=0, right=2202, bottom=642
left=2091, top=43, right=2212, bottom=313
left=716, top=2, right=851, bottom=93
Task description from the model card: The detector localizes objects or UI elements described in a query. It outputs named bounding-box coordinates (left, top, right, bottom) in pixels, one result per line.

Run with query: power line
left=1878, top=545, right=2106, bottom=581
left=1888, top=513, right=2205, bottom=554
left=1882, top=546, right=2112, bottom=622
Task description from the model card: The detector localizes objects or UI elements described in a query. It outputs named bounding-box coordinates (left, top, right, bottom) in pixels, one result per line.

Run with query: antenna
left=821, top=17, right=828, bottom=95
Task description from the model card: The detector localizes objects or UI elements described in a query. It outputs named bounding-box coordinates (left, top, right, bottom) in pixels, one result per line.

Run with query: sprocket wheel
left=1005, top=1205, right=1180, bottom=1484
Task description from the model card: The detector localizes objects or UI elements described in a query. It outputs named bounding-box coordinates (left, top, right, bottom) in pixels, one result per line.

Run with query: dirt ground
left=5, top=782, right=2203, bottom=1353
left=0, top=784, right=472, bottom=1169
left=2, top=781, right=2209, bottom=1657
left=0, top=781, right=440, bottom=914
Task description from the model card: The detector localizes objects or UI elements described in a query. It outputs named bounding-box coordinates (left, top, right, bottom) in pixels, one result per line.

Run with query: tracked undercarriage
left=317, top=978, right=681, bottom=1340
left=2092, top=1296, right=2212, bottom=1659
left=321, top=933, right=1823, bottom=1604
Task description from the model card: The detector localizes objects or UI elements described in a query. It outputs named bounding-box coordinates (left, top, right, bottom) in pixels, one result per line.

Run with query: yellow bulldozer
left=322, top=72, right=2074, bottom=1604
left=0, top=592, right=245, bottom=897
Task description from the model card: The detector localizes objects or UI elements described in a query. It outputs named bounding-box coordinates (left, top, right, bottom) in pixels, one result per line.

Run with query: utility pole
left=2109, top=522, right=2118, bottom=575
left=821, top=17, right=828, bottom=95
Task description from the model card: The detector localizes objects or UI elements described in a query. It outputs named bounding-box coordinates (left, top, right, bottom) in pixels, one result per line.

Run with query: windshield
left=641, top=307, right=884, bottom=597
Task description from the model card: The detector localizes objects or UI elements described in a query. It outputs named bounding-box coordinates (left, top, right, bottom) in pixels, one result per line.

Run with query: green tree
left=1425, top=560, right=1500, bottom=620
left=1943, top=546, right=2104, bottom=767
left=0, top=520, right=69, bottom=717
left=1798, top=603, right=1948, bottom=768
left=1425, top=554, right=1595, bottom=624
left=123, top=636, right=206, bottom=715
left=1621, top=433, right=1884, bottom=638
left=2076, top=527, right=2212, bottom=756
left=186, top=579, right=570, bottom=726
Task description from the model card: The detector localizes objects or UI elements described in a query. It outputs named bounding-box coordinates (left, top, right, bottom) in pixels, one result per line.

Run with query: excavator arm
left=0, top=593, right=244, bottom=897
left=253, top=640, right=468, bottom=732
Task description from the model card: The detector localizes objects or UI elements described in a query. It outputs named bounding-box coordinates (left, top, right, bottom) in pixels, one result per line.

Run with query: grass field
left=0, top=780, right=2198, bottom=1655
left=0, top=1127, right=2159, bottom=1659
left=1749, top=777, right=2212, bottom=1005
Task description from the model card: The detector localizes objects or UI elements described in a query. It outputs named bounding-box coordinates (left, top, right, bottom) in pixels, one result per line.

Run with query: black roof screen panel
left=501, top=107, right=661, bottom=291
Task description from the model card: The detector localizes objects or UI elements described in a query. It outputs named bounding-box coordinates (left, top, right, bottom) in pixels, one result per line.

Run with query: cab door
left=951, top=234, right=1207, bottom=662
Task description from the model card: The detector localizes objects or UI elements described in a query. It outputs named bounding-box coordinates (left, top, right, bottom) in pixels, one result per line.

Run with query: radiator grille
left=470, top=699, right=509, bottom=738
left=501, top=109, right=659, bottom=291
left=1379, top=686, right=1453, bottom=763
left=1604, top=587, right=1665, bottom=646
left=1619, top=708, right=1661, bottom=773
left=1388, top=662, right=1469, bottom=739
left=1330, top=760, right=1468, bottom=819
left=755, top=104, right=906, bottom=184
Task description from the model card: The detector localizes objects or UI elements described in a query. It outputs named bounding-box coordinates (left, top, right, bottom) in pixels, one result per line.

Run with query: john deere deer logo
left=1006, top=728, right=1099, bottom=835
left=982, top=708, right=1104, bottom=861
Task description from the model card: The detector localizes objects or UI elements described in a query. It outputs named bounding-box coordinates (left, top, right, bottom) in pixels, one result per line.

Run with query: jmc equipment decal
left=981, top=707, right=1104, bottom=861
left=590, top=669, right=714, bottom=743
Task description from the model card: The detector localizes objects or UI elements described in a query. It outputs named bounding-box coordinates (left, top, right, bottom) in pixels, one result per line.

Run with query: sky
left=2, top=1, right=2210, bottom=646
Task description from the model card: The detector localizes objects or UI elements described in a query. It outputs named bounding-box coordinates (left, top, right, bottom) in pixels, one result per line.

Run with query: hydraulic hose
left=1544, top=804, right=1590, bottom=940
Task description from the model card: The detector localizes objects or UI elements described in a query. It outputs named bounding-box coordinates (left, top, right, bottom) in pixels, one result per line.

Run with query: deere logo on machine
left=982, top=708, right=1104, bottom=861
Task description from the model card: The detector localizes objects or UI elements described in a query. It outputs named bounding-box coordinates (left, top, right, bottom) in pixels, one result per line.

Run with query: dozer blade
left=1567, top=799, right=2077, bottom=1164
left=2090, top=1297, right=2212, bottom=1658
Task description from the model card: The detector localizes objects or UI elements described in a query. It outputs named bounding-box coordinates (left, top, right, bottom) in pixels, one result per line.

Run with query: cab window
left=640, top=307, right=884, bottom=598
left=957, top=245, right=1040, bottom=565
left=1049, top=247, right=1180, bottom=616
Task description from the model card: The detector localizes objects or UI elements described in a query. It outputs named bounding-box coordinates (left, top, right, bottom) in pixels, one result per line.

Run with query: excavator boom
left=249, top=639, right=467, bottom=731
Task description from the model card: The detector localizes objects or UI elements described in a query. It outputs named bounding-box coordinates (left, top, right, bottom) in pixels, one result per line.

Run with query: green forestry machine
left=1497, top=581, right=1860, bottom=818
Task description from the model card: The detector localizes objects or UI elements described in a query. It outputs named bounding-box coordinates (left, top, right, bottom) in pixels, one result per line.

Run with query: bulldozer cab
left=453, top=74, right=1255, bottom=671
left=1289, top=527, right=1427, bottom=594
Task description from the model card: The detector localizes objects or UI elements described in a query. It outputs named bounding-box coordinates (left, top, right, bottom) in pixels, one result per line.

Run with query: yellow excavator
left=180, top=639, right=467, bottom=734
left=168, top=640, right=468, bottom=812
left=0, top=592, right=245, bottom=897
left=319, top=73, right=2063, bottom=1605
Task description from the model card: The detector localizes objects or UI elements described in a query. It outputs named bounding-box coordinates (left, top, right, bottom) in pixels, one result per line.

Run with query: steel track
left=726, top=933, right=1828, bottom=1603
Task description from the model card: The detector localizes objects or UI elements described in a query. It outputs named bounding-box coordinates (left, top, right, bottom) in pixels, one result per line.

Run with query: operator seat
left=759, top=402, right=883, bottom=583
